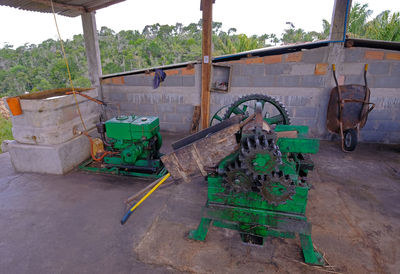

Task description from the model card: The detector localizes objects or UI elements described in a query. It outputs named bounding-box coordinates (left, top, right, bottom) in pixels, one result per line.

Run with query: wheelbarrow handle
left=364, top=64, right=368, bottom=87
left=332, top=64, right=339, bottom=88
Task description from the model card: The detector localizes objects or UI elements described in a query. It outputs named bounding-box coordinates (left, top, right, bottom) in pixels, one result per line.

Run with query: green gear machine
left=80, top=114, right=167, bottom=178
left=163, top=94, right=324, bottom=265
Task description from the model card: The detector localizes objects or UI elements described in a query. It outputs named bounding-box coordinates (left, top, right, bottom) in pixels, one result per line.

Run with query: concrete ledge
left=8, top=133, right=91, bottom=175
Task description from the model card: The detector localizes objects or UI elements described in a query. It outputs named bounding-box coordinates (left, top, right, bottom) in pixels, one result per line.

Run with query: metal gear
left=223, top=94, right=291, bottom=125
left=258, top=171, right=296, bottom=206
left=239, top=133, right=282, bottom=180
left=222, top=159, right=254, bottom=193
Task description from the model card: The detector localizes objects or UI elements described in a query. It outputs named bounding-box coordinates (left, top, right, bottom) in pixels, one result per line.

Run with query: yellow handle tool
left=121, top=173, right=171, bottom=225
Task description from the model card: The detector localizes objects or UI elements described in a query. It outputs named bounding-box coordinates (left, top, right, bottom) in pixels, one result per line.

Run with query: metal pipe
left=96, top=122, right=112, bottom=147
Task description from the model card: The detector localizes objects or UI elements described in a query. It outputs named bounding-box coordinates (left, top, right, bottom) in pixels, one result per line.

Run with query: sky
left=0, top=0, right=399, bottom=48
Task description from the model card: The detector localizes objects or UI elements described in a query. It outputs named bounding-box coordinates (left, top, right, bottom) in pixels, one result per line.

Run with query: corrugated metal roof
left=0, top=0, right=125, bottom=17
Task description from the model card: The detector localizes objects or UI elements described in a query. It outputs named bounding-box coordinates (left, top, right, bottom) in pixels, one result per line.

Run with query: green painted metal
left=79, top=114, right=164, bottom=178
left=277, top=138, right=320, bottom=154
left=79, top=158, right=167, bottom=178
left=189, top=124, right=324, bottom=265
left=105, top=115, right=160, bottom=140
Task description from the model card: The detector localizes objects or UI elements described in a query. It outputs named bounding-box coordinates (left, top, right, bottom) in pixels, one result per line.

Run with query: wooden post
left=329, top=0, right=352, bottom=41
left=200, top=0, right=213, bottom=129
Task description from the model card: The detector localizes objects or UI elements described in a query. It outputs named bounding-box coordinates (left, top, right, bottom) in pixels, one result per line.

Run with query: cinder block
left=301, top=47, right=328, bottom=63
left=111, top=76, right=125, bottom=85
left=285, top=52, right=303, bottom=62
left=163, top=76, right=183, bottom=86
left=231, top=64, right=243, bottom=77
left=174, top=121, right=191, bottom=132
left=286, top=96, right=312, bottom=106
left=166, top=113, right=184, bottom=123
left=161, top=94, right=184, bottom=104
left=165, top=69, right=180, bottom=76
left=339, top=63, right=365, bottom=75
left=377, top=120, right=400, bottom=132
left=109, top=91, right=128, bottom=101
left=231, top=76, right=253, bottom=87
left=344, top=48, right=364, bottom=62
left=365, top=50, right=384, bottom=60
left=264, top=55, right=282, bottom=64
left=391, top=63, right=400, bottom=75
left=182, top=76, right=195, bottom=86
left=301, top=76, right=324, bottom=87
left=368, top=110, right=393, bottom=120
left=373, top=76, right=400, bottom=88
left=294, top=107, right=317, bottom=118
left=359, top=130, right=386, bottom=142
left=156, top=104, right=175, bottom=113
left=276, top=76, right=301, bottom=87
left=344, top=75, right=365, bottom=85
left=253, top=75, right=276, bottom=87
left=181, top=67, right=195, bottom=75
left=160, top=122, right=190, bottom=133
left=265, top=64, right=291, bottom=75
left=143, top=76, right=153, bottom=86
left=363, top=120, right=379, bottom=131
left=124, top=75, right=144, bottom=86
left=245, top=57, right=263, bottom=64
left=240, top=65, right=265, bottom=76
left=368, top=63, right=390, bottom=75
left=314, top=63, right=328, bottom=75
left=101, top=78, right=112, bottom=85
left=386, top=52, right=400, bottom=61
left=290, top=64, right=315, bottom=75
left=176, top=104, right=194, bottom=114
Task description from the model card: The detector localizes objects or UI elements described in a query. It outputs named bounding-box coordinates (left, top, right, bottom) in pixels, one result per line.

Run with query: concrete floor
left=0, top=133, right=399, bottom=274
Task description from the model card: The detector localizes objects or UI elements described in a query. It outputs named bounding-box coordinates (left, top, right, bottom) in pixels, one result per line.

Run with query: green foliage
left=0, top=116, right=12, bottom=153
left=0, top=21, right=273, bottom=97
left=365, top=11, right=400, bottom=41
left=1, top=7, right=399, bottom=98
left=347, top=3, right=373, bottom=38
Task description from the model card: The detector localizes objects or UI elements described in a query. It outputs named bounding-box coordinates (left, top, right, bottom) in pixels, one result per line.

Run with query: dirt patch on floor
left=134, top=217, right=327, bottom=274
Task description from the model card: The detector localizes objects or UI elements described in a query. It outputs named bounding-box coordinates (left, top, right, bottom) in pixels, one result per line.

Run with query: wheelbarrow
left=327, top=64, right=375, bottom=152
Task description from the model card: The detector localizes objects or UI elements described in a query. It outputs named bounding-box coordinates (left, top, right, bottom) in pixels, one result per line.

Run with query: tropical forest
left=0, top=3, right=399, bottom=98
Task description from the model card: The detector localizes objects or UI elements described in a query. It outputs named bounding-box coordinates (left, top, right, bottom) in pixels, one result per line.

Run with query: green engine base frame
left=79, top=158, right=168, bottom=179
left=188, top=175, right=324, bottom=265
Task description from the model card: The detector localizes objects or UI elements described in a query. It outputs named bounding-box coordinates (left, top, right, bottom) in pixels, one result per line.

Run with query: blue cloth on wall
left=153, top=69, right=167, bottom=89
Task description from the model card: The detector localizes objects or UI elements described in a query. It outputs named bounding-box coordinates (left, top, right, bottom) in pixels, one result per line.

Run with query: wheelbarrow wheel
left=343, top=129, right=357, bottom=151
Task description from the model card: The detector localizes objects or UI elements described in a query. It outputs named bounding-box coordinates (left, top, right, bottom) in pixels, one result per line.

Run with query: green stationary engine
left=81, top=114, right=166, bottom=178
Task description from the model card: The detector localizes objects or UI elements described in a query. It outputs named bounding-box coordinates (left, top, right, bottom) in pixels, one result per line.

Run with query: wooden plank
left=200, top=0, right=213, bottom=129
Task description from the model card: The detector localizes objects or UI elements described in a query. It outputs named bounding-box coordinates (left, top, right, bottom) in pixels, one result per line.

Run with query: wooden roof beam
left=87, top=0, right=125, bottom=12
left=31, top=0, right=87, bottom=13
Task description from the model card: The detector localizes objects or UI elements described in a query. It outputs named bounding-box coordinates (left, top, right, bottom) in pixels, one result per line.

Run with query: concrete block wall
left=100, top=45, right=400, bottom=144
left=101, top=65, right=200, bottom=132
left=213, top=47, right=332, bottom=138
